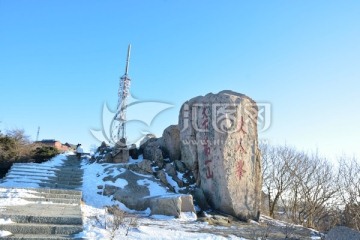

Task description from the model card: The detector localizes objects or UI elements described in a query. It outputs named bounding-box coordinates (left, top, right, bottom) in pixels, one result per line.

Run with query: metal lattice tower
left=36, top=126, right=40, bottom=141
left=114, top=44, right=131, bottom=143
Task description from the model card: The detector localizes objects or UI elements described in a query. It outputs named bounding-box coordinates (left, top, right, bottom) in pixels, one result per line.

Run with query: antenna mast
left=36, top=126, right=40, bottom=141
left=114, top=44, right=131, bottom=143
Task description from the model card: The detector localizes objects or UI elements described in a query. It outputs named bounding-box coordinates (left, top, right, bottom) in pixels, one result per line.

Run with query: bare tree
left=5, top=129, right=32, bottom=158
left=285, top=153, right=339, bottom=230
left=261, top=142, right=340, bottom=231
left=338, top=156, right=360, bottom=231
left=260, top=143, right=300, bottom=218
left=6, top=129, right=30, bottom=145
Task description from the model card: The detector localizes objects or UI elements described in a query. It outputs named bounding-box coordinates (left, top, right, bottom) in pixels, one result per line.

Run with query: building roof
left=37, top=139, right=58, bottom=143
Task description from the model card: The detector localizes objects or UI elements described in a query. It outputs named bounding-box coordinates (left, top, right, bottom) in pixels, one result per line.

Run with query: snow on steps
left=0, top=155, right=84, bottom=239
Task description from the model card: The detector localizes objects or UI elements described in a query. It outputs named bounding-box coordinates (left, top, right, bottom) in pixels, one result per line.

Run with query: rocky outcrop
left=191, top=188, right=210, bottom=210
left=174, top=160, right=187, bottom=173
left=129, top=144, right=140, bottom=159
left=102, top=166, right=195, bottom=217
left=147, top=194, right=195, bottom=217
left=143, top=141, right=164, bottom=168
left=137, top=159, right=154, bottom=174
left=162, top=125, right=181, bottom=161
left=139, top=134, right=157, bottom=154
left=112, top=141, right=129, bottom=163
left=179, top=90, right=262, bottom=221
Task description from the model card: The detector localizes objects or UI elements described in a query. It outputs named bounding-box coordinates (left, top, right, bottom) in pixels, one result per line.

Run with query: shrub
left=32, top=146, right=60, bottom=163
left=0, top=135, right=18, bottom=161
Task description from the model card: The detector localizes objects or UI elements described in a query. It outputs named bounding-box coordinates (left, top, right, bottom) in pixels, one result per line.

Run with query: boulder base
left=147, top=194, right=195, bottom=217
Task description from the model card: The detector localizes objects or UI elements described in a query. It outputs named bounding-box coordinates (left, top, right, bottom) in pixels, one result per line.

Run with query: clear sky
left=0, top=0, right=359, bottom=160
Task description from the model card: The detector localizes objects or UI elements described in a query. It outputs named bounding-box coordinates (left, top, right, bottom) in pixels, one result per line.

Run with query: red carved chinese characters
left=202, top=106, right=213, bottom=179
left=236, top=160, right=246, bottom=180
left=236, top=116, right=247, bottom=180
left=238, top=116, right=247, bottom=135
left=236, top=138, right=247, bottom=154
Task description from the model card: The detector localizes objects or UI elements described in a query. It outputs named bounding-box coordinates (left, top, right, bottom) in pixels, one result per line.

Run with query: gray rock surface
left=174, top=160, right=187, bottom=173
left=179, top=90, right=262, bottom=220
left=147, top=194, right=195, bottom=217
left=103, top=166, right=195, bottom=217
left=139, top=135, right=158, bottom=154
left=165, top=163, right=177, bottom=178
left=129, top=144, right=140, bottom=159
left=155, top=169, right=175, bottom=192
left=137, top=159, right=154, bottom=174
left=143, top=141, right=164, bottom=168
left=192, top=188, right=210, bottom=210
left=326, top=226, right=360, bottom=240
left=139, top=134, right=157, bottom=148
left=162, top=125, right=181, bottom=161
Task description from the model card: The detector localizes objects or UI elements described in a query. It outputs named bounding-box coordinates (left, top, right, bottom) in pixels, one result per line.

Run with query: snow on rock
left=137, top=179, right=169, bottom=197
left=0, top=218, right=14, bottom=224
left=0, top=230, right=12, bottom=237
left=78, top=158, right=245, bottom=239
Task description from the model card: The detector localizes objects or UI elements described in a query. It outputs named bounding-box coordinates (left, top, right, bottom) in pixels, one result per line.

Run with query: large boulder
left=139, top=134, right=157, bottom=154
left=129, top=144, right=140, bottom=159
left=143, top=141, right=164, bottom=168
left=137, top=159, right=154, bottom=174
left=147, top=194, right=195, bottom=217
left=179, top=90, right=262, bottom=221
left=103, top=166, right=195, bottom=217
left=174, top=160, right=187, bottom=173
left=162, top=125, right=181, bottom=161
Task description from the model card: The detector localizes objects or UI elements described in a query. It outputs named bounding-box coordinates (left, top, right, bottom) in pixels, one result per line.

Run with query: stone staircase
left=0, top=155, right=84, bottom=239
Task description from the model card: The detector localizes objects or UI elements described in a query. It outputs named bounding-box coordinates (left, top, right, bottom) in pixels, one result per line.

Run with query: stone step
left=32, top=180, right=82, bottom=186
left=31, top=193, right=82, bottom=200
left=10, top=166, right=57, bottom=171
left=5, top=175, right=52, bottom=180
left=9, top=168, right=83, bottom=175
left=0, top=223, right=83, bottom=235
left=5, top=174, right=83, bottom=181
left=10, top=166, right=54, bottom=171
left=11, top=165, right=82, bottom=170
left=0, top=196, right=81, bottom=204
left=53, top=175, right=83, bottom=179
left=1, top=181, right=82, bottom=189
left=7, top=171, right=56, bottom=177
left=38, top=183, right=82, bottom=190
left=48, top=177, right=83, bottom=182
left=20, top=197, right=80, bottom=204
left=0, top=157, right=85, bottom=239
left=2, top=234, right=83, bottom=240
left=5, top=176, right=83, bottom=182
left=0, top=203, right=82, bottom=216
left=0, top=214, right=82, bottom=225
left=11, top=164, right=57, bottom=170
left=9, top=187, right=82, bottom=196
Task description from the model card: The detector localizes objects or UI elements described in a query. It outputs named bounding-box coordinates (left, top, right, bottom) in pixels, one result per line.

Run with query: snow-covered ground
left=77, top=154, right=244, bottom=239
left=0, top=152, right=323, bottom=239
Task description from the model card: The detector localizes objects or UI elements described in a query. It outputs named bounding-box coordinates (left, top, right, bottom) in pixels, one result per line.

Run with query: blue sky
left=0, top=0, right=359, bottom=159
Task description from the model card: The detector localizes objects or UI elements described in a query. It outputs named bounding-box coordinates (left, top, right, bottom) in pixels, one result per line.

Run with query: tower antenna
left=36, top=126, right=40, bottom=141
left=114, top=44, right=131, bottom=144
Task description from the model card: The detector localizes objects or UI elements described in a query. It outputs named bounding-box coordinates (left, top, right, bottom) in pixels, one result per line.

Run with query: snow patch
left=0, top=230, right=12, bottom=237
left=137, top=179, right=168, bottom=197
left=0, top=218, right=14, bottom=224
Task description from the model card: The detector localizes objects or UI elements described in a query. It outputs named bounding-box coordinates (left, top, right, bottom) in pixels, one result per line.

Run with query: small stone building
left=36, top=139, right=70, bottom=152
